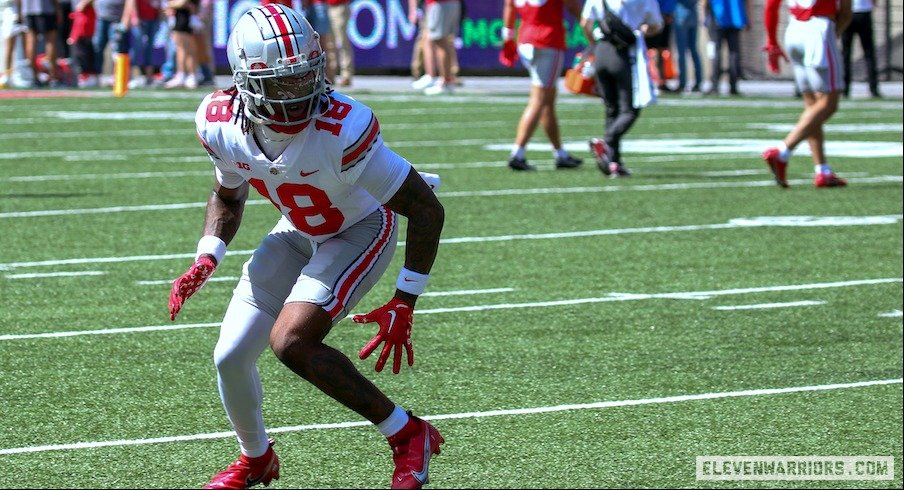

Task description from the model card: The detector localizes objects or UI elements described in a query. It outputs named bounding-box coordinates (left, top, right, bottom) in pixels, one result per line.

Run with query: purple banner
left=203, top=0, right=586, bottom=72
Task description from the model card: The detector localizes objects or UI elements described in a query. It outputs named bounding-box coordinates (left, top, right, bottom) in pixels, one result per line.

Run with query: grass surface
left=0, top=86, right=901, bottom=488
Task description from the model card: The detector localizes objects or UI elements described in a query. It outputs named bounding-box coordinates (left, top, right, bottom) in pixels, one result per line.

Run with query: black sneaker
left=508, top=156, right=536, bottom=171
left=555, top=154, right=583, bottom=169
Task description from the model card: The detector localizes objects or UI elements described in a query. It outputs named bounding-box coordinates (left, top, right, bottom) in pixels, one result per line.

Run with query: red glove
left=168, top=255, right=217, bottom=321
left=763, top=44, right=788, bottom=74
left=499, top=39, right=518, bottom=68
left=354, top=298, right=414, bottom=374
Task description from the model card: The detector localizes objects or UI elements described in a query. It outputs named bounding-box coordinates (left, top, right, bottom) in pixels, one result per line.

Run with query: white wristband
left=501, top=27, right=514, bottom=41
left=396, top=267, right=429, bottom=296
left=196, top=235, right=227, bottom=265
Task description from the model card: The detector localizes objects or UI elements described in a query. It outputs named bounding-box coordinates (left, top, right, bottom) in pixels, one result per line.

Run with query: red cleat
left=203, top=440, right=280, bottom=489
left=762, top=147, right=789, bottom=188
left=814, top=172, right=847, bottom=188
left=387, top=414, right=444, bottom=489
left=589, top=138, right=611, bottom=175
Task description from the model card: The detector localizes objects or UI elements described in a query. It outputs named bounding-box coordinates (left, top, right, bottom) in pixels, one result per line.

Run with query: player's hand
left=168, top=255, right=217, bottom=321
left=499, top=39, right=518, bottom=68
left=354, top=298, right=414, bottom=374
left=763, top=43, right=788, bottom=74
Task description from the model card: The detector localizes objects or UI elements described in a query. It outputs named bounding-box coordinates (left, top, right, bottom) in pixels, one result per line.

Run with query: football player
left=168, top=5, right=445, bottom=488
left=761, top=0, right=852, bottom=188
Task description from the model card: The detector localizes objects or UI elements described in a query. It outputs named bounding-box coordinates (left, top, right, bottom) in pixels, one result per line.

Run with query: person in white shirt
left=169, top=5, right=446, bottom=489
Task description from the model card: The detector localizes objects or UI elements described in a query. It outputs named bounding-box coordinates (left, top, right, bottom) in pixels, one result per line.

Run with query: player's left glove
left=499, top=39, right=518, bottom=68
left=354, top=298, right=414, bottom=374
left=762, top=43, right=788, bottom=74
left=168, top=255, right=217, bottom=321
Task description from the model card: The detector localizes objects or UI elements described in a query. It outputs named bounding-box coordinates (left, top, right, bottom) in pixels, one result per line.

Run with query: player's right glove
left=499, top=39, right=518, bottom=68
left=168, top=255, right=217, bottom=321
left=762, top=43, right=788, bottom=74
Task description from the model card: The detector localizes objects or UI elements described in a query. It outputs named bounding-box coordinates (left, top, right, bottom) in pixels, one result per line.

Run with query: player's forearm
left=202, top=185, right=247, bottom=245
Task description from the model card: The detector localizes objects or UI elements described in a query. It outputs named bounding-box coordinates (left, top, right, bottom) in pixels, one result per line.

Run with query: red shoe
left=762, top=147, right=789, bottom=188
left=203, top=439, right=280, bottom=489
left=814, top=172, right=847, bottom=188
left=387, top=414, right=444, bottom=489
left=589, top=138, right=611, bottom=175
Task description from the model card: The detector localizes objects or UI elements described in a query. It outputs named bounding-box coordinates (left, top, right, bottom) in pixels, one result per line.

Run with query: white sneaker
left=128, top=77, right=147, bottom=89
left=184, top=74, right=197, bottom=89
left=77, top=74, right=99, bottom=88
left=164, top=72, right=185, bottom=89
left=424, top=83, right=452, bottom=95
left=411, top=74, right=436, bottom=90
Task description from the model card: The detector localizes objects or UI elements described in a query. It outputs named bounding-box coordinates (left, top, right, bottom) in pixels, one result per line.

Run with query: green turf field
left=0, top=87, right=901, bottom=489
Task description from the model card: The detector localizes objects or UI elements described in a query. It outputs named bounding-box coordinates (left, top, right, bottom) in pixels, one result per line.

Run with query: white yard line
left=0, top=378, right=899, bottom=456
left=2, top=178, right=902, bottom=219
left=1, top=278, right=898, bottom=341
left=712, top=300, right=827, bottom=311
left=4, top=271, right=106, bottom=279
left=1, top=214, right=900, bottom=270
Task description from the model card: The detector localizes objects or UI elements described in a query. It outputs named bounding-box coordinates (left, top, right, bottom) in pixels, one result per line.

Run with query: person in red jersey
left=761, top=0, right=852, bottom=188
left=168, top=5, right=446, bottom=489
left=500, top=0, right=584, bottom=171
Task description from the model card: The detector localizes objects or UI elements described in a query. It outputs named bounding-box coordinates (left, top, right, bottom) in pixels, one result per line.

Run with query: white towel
left=632, top=31, right=656, bottom=108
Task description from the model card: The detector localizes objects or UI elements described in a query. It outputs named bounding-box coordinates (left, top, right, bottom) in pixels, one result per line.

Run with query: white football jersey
left=195, top=90, right=410, bottom=243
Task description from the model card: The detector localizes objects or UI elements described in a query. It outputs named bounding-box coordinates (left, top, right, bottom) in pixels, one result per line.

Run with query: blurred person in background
left=91, top=0, right=126, bottom=82
left=326, top=0, right=352, bottom=86
left=582, top=0, right=663, bottom=178
left=1, top=0, right=27, bottom=87
left=18, top=0, right=62, bottom=86
left=163, top=0, right=195, bottom=88
left=841, top=0, right=880, bottom=97
left=761, top=0, right=852, bottom=187
left=499, top=0, right=584, bottom=172
left=704, top=0, right=748, bottom=95
left=192, top=0, right=212, bottom=85
left=68, top=0, right=96, bottom=86
left=408, top=0, right=459, bottom=95
left=122, top=0, right=159, bottom=88
left=672, top=0, right=701, bottom=92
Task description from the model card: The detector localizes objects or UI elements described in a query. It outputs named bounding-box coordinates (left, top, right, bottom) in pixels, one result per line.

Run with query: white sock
left=377, top=405, right=410, bottom=437
left=510, top=146, right=525, bottom=160
left=816, top=163, right=832, bottom=175
left=554, top=148, right=569, bottom=160
left=778, top=143, right=792, bottom=162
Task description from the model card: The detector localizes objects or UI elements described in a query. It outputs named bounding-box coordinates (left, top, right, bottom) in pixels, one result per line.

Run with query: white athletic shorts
left=232, top=207, right=399, bottom=324
left=518, top=45, right=565, bottom=89
left=426, top=1, right=460, bottom=41
left=784, top=16, right=845, bottom=94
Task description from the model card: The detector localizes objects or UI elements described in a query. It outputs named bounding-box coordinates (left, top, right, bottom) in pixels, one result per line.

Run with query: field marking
left=1, top=278, right=898, bottom=341
left=879, top=310, right=903, bottom=318
left=0, top=378, right=899, bottom=456
left=3, top=177, right=902, bottom=219
left=136, top=276, right=239, bottom=286
left=421, top=287, right=515, bottom=297
left=1, top=154, right=771, bottom=183
left=712, top=300, right=827, bottom=310
left=1, top=215, right=900, bottom=271
left=4, top=271, right=106, bottom=280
